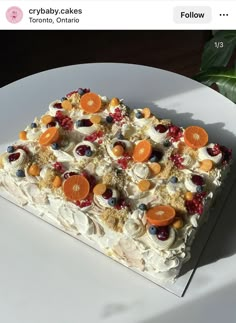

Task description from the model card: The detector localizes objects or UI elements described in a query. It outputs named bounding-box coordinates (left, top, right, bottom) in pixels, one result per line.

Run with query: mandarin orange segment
left=93, top=183, right=107, bottom=195
left=148, top=162, right=161, bottom=175
left=177, top=141, right=186, bottom=153
left=38, top=127, right=60, bottom=146
left=53, top=175, right=62, bottom=188
left=19, top=131, right=27, bottom=140
left=112, top=145, right=124, bottom=157
left=61, top=100, right=73, bottom=111
left=133, top=140, right=152, bottom=162
left=80, top=92, right=102, bottom=113
left=200, top=159, right=213, bottom=172
left=41, top=115, right=54, bottom=125
left=142, top=107, right=151, bottom=119
left=110, top=97, right=120, bottom=107
left=138, top=179, right=151, bottom=192
left=172, top=217, right=184, bottom=229
left=90, top=115, right=101, bottom=124
left=184, top=126, right=208, bottom=149
left=28, top=164, right=40, bottom=176
left=185, top=192, right=194, bottom=201
left=146, top=205, right=176, bottom=226
left=63, top=175, right=90, bottom=201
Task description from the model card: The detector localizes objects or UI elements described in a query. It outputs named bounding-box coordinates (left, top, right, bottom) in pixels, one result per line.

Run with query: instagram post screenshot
left=0, top=0, right=236, bottom=322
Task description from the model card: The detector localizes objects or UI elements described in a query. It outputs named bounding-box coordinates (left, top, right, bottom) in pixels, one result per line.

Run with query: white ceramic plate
left=0, top=64, right=236, bottom=321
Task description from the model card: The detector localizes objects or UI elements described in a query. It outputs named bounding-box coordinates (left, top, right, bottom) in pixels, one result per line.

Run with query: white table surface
left=0, top=63, right=236, bottom=323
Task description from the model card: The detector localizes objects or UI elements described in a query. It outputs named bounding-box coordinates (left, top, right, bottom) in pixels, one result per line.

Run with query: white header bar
left=0, top=1, right=235, bottom=30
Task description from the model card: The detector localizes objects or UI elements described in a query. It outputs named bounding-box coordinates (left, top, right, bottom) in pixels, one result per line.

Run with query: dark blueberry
left=149, top=150, right=163, bottom=162
left=163, top=140, right=171, bottom=147
left=78, top=88, right=84, bottom=96
left=108, top=197, right=117, bottom=207
left=157, top=226, right=169, bottom=241
left=138, top=204, right=147, bottom=211
left=61, top=97, right=67, bottom=102
left=149, top=155, right=159, bottom=163
left=16, top=169, right=25, bottom=178
left=117, top=132, right=124, bottom=140
left=106, top=116, right=113, bottom=123
left=51, top=143, right=59, bottom=150
left=136, top=111, right=143, bottom=119
left=76, top=145, right=90, bottom=156
left=102, top=189, right=113, bottom=200
left=155, top=124, right=167, bottom=133
left=7, top=146, right=15, bottom=153
left=31, top=122, right=37, bottom=129
left=85, top=149, right=93, bottom=157
left=170, top=176, right=178, bottom=184
left=149, top=225, right=158, bottom=235
left=196, top=185, right=204, bottom=193
left=8, top=152, right=20, bottom=162
left=76, top=120, right=84, bottom=127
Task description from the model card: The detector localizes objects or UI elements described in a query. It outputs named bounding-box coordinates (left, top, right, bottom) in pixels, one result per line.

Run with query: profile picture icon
left=6, top=6, right=23, bottom=24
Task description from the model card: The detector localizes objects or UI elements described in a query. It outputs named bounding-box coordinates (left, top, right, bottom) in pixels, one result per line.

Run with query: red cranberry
left=47, top=121, right=57, bottom=128
left=76, top=145, right=90, bottom=156
left=192, top=175, right=204, bottom=186
left=207, top=144, right=221, bottom=156
left=63, top=172, right=78, bottom=179
left=8, top=152, right=20, bottom=162
left=155, top=124, right=167, bottom=133
left=53, top=102, right=62, bottom=109
left=102, top=189, right=113, bottom=199
left=157, top=226, right=169, bottom=241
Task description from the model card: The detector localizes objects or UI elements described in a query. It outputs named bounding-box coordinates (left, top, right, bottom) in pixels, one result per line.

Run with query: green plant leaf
left=201, top=31, right=236, bottom=70
left=194, top=67, right=236, bottom=103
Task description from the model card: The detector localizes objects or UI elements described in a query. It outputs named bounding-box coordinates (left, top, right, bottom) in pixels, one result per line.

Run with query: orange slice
left=200, top=159, right=213, bottom=172
left=90, top=115, right=101, bottom=124
left=133, top=140, right=152, bottom=162
left=41, top=115, right=54, bottom=125
left=93, top=183, right=107, bottom=195
left=63, top=175, right=90, bottom=201
left=112, top=145, right=124, bottom=157
left=28, top=164, right=40, bottom=176
left=38, top=127, right=60, bottom=146
left=142, top=107, right=151, bottom=119
left=19, top=131, right=27, bottom=140
left=184, top=126, right=208, bottom=149
left=138, top=179, right=151, bottom=191
left=146, top=205, right=176, bottom=226
left=148, top=162, right=161, bottom=175
left=53, top=175, right=62, bottom=188
left=80, top=92, right=102, bottom=113
left=61, top=100, right=73, bottom=111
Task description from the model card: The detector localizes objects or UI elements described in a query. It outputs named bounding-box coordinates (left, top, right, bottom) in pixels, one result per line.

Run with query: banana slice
left=148, top=227, right=176, bottom=250
left=198, top=143, right=222, bottom=164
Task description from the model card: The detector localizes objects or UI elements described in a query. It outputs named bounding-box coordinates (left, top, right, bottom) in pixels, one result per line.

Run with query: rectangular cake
left=0, top=88, right=232, bottom=283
